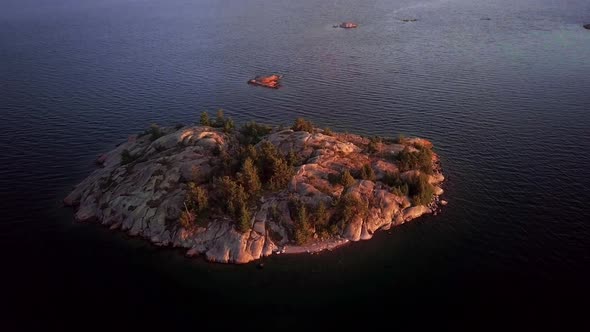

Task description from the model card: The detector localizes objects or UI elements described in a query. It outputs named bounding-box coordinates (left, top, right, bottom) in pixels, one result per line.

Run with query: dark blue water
left=2, top=0, right=590, bottom=328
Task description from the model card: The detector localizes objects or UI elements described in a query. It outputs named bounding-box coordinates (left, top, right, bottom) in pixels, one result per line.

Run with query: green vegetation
left=208, top=176, right=251, bottom=232
left=292, top=117, right=314, bottom=133
left=202, top=109, right=234, bottom=133
left=367, top=136, right=381, bottom=154
left=313, top=201, right=335, bottom=239
left=340, top=169, right=356, bottom=188
left=239, top=121, right=272, bottom=145
left=214, top=109, right=225, bottom=128
left=396, top=146, right=434, bottom=174
left=170, top=115, right=439, bottom=239
left=148, top=124, right=165, bottom=141
left=286, top=149, right=300, bottom=167
left=407, top=173, right=435, bottom=206
left=331, top=193, right=369, bottom=232
left=255, top=141, right=294, bottom=188
left=360, top=164, right=376, bottom=181
left=200, top=112, right=210, bottom=126
left=222, top=117, right=234, bottom=133
left=323, top=127, right=333, bottom=136
left=120, top=149, right=138, bottom=165
left=382, top=171, right=402, bottom=187
left=186, top=183, right=209, bottom=213
left=290, top=198, right=312, bottom=245
left=179, top=183, right=209, bottom=229
left=394, top=134, right=406, bottom=144
left=238, top=157, right=262, bottom=195
left=238, top=205, right=251, bottom=233
left=391, top=183, right=409, bottom=197
left=327, top=169, right=356, bottom=187
left=179, top=210, right=195, bottom=229
left=268, top=158, right=293, bottom=191
left=215, top=176, right=247, bottom=217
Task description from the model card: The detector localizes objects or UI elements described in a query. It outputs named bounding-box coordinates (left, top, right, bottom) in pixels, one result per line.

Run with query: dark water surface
left=2, top=0, right=590, bottom=327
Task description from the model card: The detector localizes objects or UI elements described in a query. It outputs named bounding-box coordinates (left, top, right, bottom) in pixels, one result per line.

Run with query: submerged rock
left=65, top=119, right=445, bottom=264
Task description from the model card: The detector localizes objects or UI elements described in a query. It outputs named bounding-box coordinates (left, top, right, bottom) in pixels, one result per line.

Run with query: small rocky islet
left=64, top=114, right=445, bottom=264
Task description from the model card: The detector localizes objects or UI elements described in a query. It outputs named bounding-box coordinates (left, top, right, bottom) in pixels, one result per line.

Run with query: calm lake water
left=2, top=0, right=589, bottom=327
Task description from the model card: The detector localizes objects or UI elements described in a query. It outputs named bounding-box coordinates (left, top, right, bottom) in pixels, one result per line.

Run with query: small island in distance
left=64, top=113, right=445, bottom=264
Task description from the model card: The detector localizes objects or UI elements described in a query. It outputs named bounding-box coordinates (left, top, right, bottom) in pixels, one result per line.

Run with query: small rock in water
left=584, top=24, right=590, bottom=30
left=441, top=200, right=448, bottom=206
left=257, top=263, right=264, bottom=270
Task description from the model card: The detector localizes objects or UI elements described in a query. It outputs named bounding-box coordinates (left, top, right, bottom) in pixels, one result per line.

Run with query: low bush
left=333, top=193, right=368, bottom=231
left=360, top=164, right=376, bottom=181
left=394, top=134, right=406, bottom=144
left=407, top=173, right=435, bottom=205
left=367, top=136, right=381, bottom=154
left=149, top=124, right=165, bottom=142
left=239, top=121, right=272, bottom=145
left=292, top=117, right=314, bottom=133
left=186, top=183, right=209, bottom=213
left=340, top=169, right=356, bottom=188
left=391, top=183, right=409, bottom=197
left=179, top=210, right=196, bottom=229
left=382, top=171, right=403, bottom=187
left=120, top=149, right=138, bottom=165
left=396, top=146, right=433, bottom=174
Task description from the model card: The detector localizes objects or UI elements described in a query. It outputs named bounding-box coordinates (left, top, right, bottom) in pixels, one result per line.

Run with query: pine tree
left=238, top=205, right=251, bottom=233
left=240, top=157, right=262, bottom=194
left=215, top=109, right=225, bottom=127
left=200, top=112, right=210, bottom=126
left=340, top=169, right=355, bottom=188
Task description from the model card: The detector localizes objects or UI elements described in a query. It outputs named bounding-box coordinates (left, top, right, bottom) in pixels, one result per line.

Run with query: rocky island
left=247, top=74, right=282, bottom=89
left=64, top=113, right=445, bottom=264
left=335, top=22, right=358, bottom=29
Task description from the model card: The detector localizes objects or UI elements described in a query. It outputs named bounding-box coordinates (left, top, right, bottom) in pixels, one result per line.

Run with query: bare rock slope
left=65, top=121, right=445, bottom=264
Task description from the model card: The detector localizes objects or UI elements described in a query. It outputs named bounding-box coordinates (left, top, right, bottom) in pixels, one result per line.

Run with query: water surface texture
left=1, top=0, right=589, bottom=327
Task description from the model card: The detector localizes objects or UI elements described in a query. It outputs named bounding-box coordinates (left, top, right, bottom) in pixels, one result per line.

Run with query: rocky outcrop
left=335, top=22, right=358, bottom=29
left=65, top=123, right=445, bottom=264
left=247, top=74, right=282, bottom=89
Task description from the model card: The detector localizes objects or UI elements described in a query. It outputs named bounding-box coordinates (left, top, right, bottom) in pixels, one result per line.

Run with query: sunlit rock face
left=65, top=124, right=445, bottom=264
left=339, top=22, right=358, bottom=28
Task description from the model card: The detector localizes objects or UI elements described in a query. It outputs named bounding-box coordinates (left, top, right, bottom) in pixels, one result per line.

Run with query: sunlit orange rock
left=248, top=74, right=282, bottom=89
left=339, top=22, right=358, bottom=29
